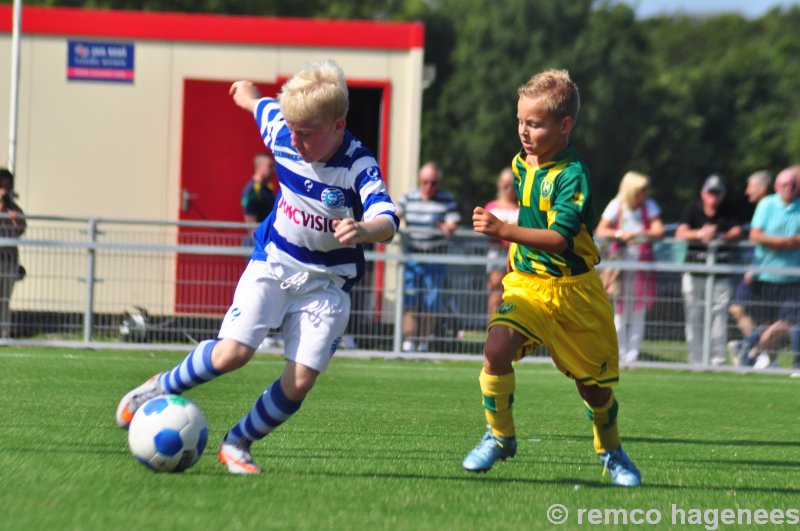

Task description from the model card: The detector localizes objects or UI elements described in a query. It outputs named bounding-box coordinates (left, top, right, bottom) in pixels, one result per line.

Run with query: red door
left=176, top=79, right=280, bottom=314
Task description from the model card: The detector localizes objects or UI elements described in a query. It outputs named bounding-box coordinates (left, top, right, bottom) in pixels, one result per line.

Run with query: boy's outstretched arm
left=333, top=217, right=395, bottom=246
left=229, top=80, right=262, bottom=113
left=473, top=206, right=567, bottom=254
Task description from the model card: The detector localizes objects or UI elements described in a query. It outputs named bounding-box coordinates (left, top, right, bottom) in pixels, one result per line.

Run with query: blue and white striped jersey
left=250, top=97, right=398, bottom=291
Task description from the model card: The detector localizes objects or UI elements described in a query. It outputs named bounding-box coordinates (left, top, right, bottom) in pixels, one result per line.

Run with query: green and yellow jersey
left=509, top=145, right=600, bottom=277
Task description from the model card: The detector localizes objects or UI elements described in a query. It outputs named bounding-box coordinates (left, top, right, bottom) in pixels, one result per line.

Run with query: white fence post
left=82, top=218, right=97, bottom=343
left=700, top=244, right=715, bottom=366
left=393, top=259, right=406, bottom=354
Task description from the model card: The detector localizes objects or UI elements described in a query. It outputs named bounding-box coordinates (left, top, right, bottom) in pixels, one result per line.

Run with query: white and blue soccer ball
left=128, top=394, right=208, bottom=472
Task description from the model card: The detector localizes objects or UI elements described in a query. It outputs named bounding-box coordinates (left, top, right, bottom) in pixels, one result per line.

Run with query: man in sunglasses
left=396, top=162, right=461, bottom=352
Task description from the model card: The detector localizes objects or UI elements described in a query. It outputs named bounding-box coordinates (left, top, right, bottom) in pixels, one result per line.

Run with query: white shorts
left=218, top=260, right=351, bottom=372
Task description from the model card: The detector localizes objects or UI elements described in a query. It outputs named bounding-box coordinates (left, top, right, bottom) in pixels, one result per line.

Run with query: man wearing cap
left=676, top=174, right=745, bottom=365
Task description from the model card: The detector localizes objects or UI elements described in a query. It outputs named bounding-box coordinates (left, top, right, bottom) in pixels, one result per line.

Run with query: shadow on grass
left=550, top=433, right=800, bottom=448
left=281, top=468, right=617, bottom=489
left=666, top=457, right=800, bottom=469
left=285, top=468, right=800, bottom=495
left=109, top=459, right=800, bottom=495
left=14, top=443, right=795, bottom=495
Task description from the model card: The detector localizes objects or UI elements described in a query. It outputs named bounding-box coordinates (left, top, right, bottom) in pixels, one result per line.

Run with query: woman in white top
left=484, top=167, right=519, bottom=322
left=596, top=171, right=664, bottom=363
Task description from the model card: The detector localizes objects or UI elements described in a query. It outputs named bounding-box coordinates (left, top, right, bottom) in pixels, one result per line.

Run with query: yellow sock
left=583, top=393, right=621, bottom=454
left=479, top=369, right=515, bottom=438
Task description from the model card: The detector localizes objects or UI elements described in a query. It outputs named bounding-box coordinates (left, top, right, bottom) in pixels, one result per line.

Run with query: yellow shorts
left=489, top=270, right=619, bottom=387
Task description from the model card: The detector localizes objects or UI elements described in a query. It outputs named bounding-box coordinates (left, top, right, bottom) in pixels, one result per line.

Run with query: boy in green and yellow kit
left=464, top=69, right=641, bottom=487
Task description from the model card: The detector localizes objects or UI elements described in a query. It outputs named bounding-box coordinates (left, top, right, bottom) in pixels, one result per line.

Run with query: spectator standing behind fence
left=675, top=174, right=744, bottom=365
left=735, top=166, right=800, bottom=370
left=241, top=152, right=276, bottom=224
left=727, top=170, right=773, bottom=363
left=484, top=167, right=519, bottom=321
left=0, top=168, right=25, bottom=338
left=396, top=162, right=460, bottom=352
left=596, top=171, right=663, bottom=364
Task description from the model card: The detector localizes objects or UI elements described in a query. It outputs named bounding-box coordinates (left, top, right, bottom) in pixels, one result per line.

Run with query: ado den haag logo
left=540, top=179, right=553, bottom=200
left=497, top=303, right=516, bottom=315
left=321, top=187, right=345, bottom=208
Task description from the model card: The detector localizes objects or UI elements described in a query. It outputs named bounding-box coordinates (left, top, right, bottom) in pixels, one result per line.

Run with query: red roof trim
left=0, top=5, right=424, bottom=50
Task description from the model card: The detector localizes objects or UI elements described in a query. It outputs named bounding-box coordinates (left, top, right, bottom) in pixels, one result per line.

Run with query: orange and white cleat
left=218, top=438, right=262, bottom=475
left=115, top=373, right=165, bottom=429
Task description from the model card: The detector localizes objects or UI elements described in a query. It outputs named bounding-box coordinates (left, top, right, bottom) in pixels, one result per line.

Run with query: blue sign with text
left=67, top=40, right=134, bottom=83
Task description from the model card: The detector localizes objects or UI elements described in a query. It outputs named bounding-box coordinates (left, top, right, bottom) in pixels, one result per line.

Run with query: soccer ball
left=128, top=394, right=208, bottom=472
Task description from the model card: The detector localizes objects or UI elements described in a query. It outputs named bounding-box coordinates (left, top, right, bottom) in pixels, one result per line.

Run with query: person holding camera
left=0, top=168, right=26, bottom=338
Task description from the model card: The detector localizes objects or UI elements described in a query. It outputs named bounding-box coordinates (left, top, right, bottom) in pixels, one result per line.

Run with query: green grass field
left=2, top=347, right=799, bottom=530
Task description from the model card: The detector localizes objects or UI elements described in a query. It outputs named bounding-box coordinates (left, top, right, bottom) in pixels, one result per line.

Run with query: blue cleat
left=599, top=446, right=642, bottom=487
left=462, top=427, right=517, bottom=472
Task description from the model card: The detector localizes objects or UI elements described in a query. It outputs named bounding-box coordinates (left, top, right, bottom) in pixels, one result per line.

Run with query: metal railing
left=1, top=215, right=798, bottom=372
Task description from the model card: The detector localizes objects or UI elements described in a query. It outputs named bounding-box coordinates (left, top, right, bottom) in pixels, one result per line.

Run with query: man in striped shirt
left=396, top=162, right=461, bottom=352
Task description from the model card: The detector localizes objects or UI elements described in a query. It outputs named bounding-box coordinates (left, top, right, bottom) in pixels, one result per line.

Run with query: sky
left=617, top=0, right=800, bottom=18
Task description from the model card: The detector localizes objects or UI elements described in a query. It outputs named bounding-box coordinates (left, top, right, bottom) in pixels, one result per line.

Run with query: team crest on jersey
left=321, top=187, right=346, bottom=208
left=497, top=303, right=516, bottom=315
left=541, top=179, right=554, bottom=200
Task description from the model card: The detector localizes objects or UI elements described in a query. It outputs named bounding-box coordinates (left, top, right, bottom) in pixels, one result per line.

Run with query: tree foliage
left=420, top=0, right=592, bottom=209
left=16, top=0, right=800, bottom=220
left=19, top=0, right=427, bottom=19
left=428, top=3, right=800, bottom=219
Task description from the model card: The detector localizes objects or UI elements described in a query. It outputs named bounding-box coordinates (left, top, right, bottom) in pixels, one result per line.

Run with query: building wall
left=0, top=6, right=423, bottom=316
left=0, top=6, right=424, bottom=220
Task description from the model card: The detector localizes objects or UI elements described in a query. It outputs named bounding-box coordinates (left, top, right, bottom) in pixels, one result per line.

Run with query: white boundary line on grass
left=1, top=341, right=799, bottom=378
left=3, top=351, right=799, bottom=386
left=6, top=350, right=798, bottom=386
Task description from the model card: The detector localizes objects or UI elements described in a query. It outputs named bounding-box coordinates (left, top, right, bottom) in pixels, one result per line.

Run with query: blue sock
left=159, top=339, right=223, bottom=394
left=226, top=379, right=303, bottom=442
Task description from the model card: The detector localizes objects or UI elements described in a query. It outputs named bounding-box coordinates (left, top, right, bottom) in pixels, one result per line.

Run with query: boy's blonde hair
left=616, top=171, right=650, bottom=210
left=518, top=69, right=580, bottom=122
left=279, top=59, right=349, bottom=124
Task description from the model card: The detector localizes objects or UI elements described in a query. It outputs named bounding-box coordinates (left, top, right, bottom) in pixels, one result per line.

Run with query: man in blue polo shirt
left=739, top=166, right=800, bottom=369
